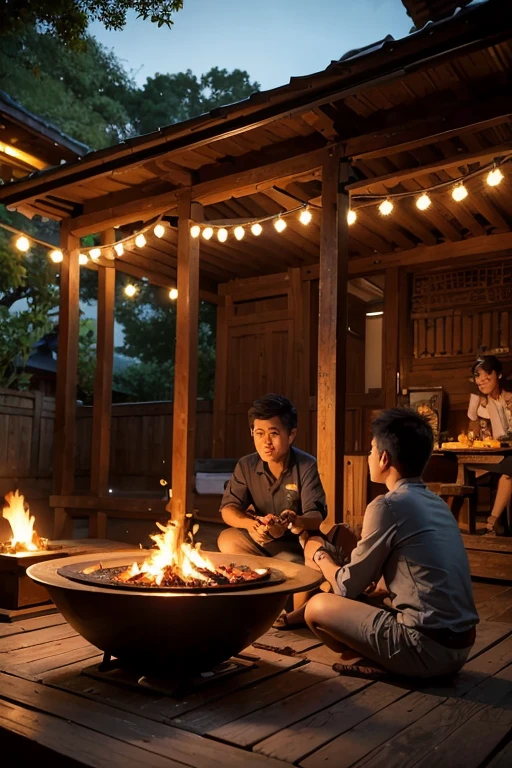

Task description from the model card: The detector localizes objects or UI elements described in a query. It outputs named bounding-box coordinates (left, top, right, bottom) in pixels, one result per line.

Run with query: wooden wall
left=402, top=255, right=512, bottom=437
left=212, top=268, right=382, bottom=461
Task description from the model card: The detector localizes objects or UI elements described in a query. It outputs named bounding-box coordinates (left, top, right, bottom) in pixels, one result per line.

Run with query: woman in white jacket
left=468, top=356, right=512, bottom=535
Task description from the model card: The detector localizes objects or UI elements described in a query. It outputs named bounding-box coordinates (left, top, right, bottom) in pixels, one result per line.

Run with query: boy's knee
left=305, top=592, right=335, bottom=625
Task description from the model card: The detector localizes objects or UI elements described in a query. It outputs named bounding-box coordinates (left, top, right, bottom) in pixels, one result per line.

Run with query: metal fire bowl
left=28, top=550, right=322, bottom=674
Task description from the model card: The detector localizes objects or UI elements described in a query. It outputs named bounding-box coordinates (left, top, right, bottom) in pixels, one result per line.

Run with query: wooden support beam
left=68, top=147, right=329, bottom=238
left=348, top=143, right=512, bottom=193
left=170, top=193, right=200, bottom=523
left=90, top=229, right=115, bottom=497
left=53, top=220, right=80, bottom=500
left=348, top=231, right=512, bottom=275
left=317, top=148, right=350, bottom=530
left=212, top=297, right=230, bottom=458
left=382, top=267, right=400, bottom=409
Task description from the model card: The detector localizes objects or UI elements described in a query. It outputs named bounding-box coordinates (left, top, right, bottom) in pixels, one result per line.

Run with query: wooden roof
left=0, top=90, right=88, bottom=180
left=402, top=0, right=474, bottom=28
left=0, top=0, right=511, bottom=290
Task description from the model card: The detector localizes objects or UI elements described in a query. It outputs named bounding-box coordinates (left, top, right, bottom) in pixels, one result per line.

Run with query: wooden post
left=317, top=148, right=350, bottom=530
left=212, top=295, right=229, bottom=458
left=90, top=229, right=115, bottom=497
left=383, top=267, right=400, bottom=408
left=53, top=220, right=80, bottom=537
left=170, top=193, right=200, bottom=524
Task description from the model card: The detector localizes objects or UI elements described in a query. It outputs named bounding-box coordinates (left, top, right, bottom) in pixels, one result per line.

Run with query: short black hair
left=471, top=355, right=502, bottom=379
left=248, top=394, right=297, bottom=433
left=372, top=407, right=433, bottom=477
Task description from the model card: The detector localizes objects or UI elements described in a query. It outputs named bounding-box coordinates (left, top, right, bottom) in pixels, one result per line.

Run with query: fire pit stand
left=28, top=549, right=322, bottom=675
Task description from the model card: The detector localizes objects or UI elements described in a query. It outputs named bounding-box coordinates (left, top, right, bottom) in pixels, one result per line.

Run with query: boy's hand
left=246, top=518, right=273, bottom=545
left=282, top=510, right=304, bottom=534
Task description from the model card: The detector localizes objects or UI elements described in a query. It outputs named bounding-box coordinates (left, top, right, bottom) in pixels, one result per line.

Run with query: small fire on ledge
left=1, top=490, right=48, bottom=555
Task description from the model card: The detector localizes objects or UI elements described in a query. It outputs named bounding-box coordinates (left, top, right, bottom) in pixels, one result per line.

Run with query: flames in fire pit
left=1, top=491, right=47, bottom=554
left=60, top=518, right=271, bottom=591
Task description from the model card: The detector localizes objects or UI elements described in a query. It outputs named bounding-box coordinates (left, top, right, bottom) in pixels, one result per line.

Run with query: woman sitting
left=468, top=355, right=512, bottom=535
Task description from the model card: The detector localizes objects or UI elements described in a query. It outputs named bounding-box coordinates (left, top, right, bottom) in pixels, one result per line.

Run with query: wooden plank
left=301, top=691, right=444, bottom=768
left=173, top=661, right=333, bottom=735
left=171, top=193, right=200, bottom=520
left=487, top=740, right=512, bottom=768
left=317, top=150, right=349, bottom=529
left=53, top=219, right=80, bottom=497
left=256, top=627, right=322, bottom=654
left=254, top=681, right=407, bottom=763
left=0, top=622, right=77, bottom=653
left=350, top=697, right=487, bottom=768
left=0, top=699, right=185, bottom=768
left=60, top=648, right=303, bottom=721
left=90, top=229, right=115, bottom=497
left=0, top=613, right=67, bottom=638
left=29, top=390, right=42, bottom=475
left=209, top=673, right=369, bottom=747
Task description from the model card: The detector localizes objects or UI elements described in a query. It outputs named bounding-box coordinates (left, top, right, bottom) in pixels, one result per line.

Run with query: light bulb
left=50, top=250, right=63, bottom=263
left=169, top=288, right=178, bottom=300
left=487, top=168, right=504, bottom=187
left=217, top=227, right=228, bottom=242
left=114, top=242, right=124, bottom=257
left=299, top=208, right=312, bottom=225
left=135, top=233, right=146, bottom=248
left=89, top=248, right=101, bottom=260
left=15, top=235, right=30, bottom=252
left=379, top=199, right=394, bottom=216
left=452, top=184, right=468, bottom=202
left=78, top=253, right=88, bottom=265
left=274, top=217, right=287, bottom=233
left=190, top=225, right=201, bottom=238
left=153, top=223, right=165, bottom=238
left=202, top=226, right=213, bottom=240
left=251, top=223, right=262, bottom=236
left=347, top=210, right=357, bottom=225
left=124, top=284, right=137, bottom=298
left=234, top=226, right=245, bottom=241
left=416, top=193, right=431, bottom=211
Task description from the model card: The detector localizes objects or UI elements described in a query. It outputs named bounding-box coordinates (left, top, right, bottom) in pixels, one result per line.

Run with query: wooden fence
left=0, top=389, right=214, bottom=496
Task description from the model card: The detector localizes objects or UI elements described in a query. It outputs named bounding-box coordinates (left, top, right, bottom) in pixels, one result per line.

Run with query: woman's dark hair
left=372, top=407, right=433, bottom=477
left=471, top=355, right=503, bottom=379
left=248, top=394, right=298, bottom=433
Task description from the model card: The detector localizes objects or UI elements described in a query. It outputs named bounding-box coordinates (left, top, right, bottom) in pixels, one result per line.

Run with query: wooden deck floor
left=1, top=581, right=512, bottom=766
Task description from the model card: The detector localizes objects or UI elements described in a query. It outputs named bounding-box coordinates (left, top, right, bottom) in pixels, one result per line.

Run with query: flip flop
left=272, top=613, right=307, bottom=630
left=332, top=661, right=388, bottom=679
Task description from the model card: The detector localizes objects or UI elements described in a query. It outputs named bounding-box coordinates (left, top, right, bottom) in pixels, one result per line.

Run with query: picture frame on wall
left=408, top=386, right=444, bottom=448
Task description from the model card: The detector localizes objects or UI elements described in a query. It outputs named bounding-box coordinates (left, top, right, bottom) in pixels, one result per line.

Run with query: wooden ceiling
left=0, top=0, right=511, bottom=290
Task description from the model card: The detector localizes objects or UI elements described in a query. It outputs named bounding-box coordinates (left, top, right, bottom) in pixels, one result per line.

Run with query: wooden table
left=434, top=448, right=512, bottom=533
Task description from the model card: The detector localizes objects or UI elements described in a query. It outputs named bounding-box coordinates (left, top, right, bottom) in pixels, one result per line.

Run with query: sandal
left=272, top=612, right=307, bottom=630
left=332, top=661, right=388, bottom=679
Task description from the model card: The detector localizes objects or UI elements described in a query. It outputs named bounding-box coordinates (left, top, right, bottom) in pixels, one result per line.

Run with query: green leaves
left=1, top=2, right=184, bottom=49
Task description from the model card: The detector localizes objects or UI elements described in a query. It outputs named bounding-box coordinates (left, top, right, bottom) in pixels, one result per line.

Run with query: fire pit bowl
left=28, top=550, right=322, bottom=673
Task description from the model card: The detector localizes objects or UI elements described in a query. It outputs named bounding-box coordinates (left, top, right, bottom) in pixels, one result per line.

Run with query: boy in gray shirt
left=304, top=407, right=479, bottom=679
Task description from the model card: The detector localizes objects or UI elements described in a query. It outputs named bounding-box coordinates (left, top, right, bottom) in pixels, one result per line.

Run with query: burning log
left=0, top=491, right=48, bottom=554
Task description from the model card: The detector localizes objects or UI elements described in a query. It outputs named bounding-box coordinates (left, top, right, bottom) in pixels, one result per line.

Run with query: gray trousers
left=217, top=527, right=304, bottom=563
left=305, top=592, right=473, bottom=678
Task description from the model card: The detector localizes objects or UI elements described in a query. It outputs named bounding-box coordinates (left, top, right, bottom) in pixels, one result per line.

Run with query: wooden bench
left=426, top=482, right=476, bottom=534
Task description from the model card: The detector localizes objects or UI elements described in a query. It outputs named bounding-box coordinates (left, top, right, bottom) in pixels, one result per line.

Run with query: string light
left=379, top=199, right=394, bottom=216
left=274, top=217, right=287, bottom=233
left=190, top=225, right=201, bottom=238
left=234, top=226, right=245, bottom=241
left=217, top=227, right=228, bottom=242
left=89, top=248, right=101, bottom=260
left=299, top=208, right=312, bottom=225
left=135, top=233, right=146, bottom=248
left=78, top=253, right=89, bottom=265
left=124, top=284, right=137, bottom=298
left=251, top=223, right=263, bottom=236
left=347, top=210, right=357, bottom=225
left=169, top=288, right=178, bottom=300
left=202, top=226, right=213, bottom=240
left=15, top=235, right=30, bottom=252
left=452, top=184, right=468, bottom=202
left=114, top=242, right=124, bottom=257
left=487, top=168, right=504, bottom=187
left=50, top=250, right=63, bottom=263
left=416, top=193, right=431, bottom=211
left=153, top=224, right=165, bottom=238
